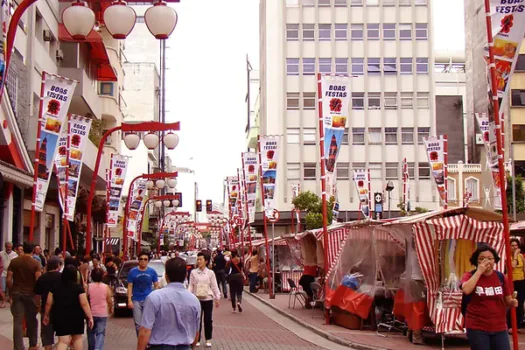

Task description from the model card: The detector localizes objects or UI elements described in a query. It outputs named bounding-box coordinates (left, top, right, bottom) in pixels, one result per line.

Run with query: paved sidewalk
left=250, top=292, right=525, bottom=350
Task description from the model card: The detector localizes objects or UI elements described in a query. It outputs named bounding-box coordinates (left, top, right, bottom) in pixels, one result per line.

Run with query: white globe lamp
left=155, top=179, right=166, bottom=189
left=163, top=132, right=179, bottom=150
left=103, top=1, right=136, bottom=39
left=144, top=1, right=178, bottom=39
left=172, top=199, right=179, bottom=207
left=143, top=132, right=160, bottom=150
left=62, top=1, right=95, bottom=41
left=163, top=200, right=171, bottom=207
left=154, top=201, right=162, bottom=208
left=167, top=178, right=177, bottom=188
left=124, top=133, right=140, bottom=150
left=146, top=180, right=155, bottom=190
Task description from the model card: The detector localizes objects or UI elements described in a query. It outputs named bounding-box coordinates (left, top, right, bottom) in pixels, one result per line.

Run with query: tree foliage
left=397, top=202, right=429, bottom=217
left=506, top=175, right=525, bottom=215
left=292, top=191, right=334, bottom=230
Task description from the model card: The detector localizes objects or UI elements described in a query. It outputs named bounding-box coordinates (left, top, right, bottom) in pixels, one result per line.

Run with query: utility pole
left=245, top=55, right=253, bottom=144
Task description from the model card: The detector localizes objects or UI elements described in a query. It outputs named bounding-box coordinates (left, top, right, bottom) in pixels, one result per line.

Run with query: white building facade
left=258, top=0, right=437, bottom=225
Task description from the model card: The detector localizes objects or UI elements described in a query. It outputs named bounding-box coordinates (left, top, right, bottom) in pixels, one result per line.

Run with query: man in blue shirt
left=128, top=251, right=159, bottom=336
left=138, top=257, right=200, bottom=350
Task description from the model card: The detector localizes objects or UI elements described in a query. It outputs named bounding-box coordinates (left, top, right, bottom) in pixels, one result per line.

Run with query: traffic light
left=174, top=192, right=182, bottom=207
left=206, top=199, right=212, bottom=212
left=196, top=200, right=202, bottom=212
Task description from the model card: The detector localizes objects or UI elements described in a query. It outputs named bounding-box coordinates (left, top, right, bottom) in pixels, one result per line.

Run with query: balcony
left=246, top=123, right=259, bottom=150
left=100, top=95, right=121, bottom=123
left=59, top=67, right=101, bottom=119
left=79, top=139, right=107, bottom=191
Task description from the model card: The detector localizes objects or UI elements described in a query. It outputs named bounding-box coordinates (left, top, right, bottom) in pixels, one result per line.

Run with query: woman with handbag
left=188, top=251, right=221, bottom=348
left=227, top=251, right=245, bottom=313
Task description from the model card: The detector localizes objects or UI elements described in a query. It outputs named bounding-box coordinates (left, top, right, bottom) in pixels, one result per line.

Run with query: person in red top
left=461, top=245, right=518, bottom=350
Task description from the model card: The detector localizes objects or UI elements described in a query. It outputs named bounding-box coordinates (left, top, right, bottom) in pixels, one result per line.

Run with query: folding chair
left=287, top=278, right=307, bottom=309
left=310, top=282, right=325, bottom=318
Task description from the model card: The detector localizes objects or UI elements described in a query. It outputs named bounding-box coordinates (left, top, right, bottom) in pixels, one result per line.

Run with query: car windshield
left=186, top=256, right=197, bottom=265
left=148, top=261, right=165, bottom=277
left=119, top=261, right=165, bottom=280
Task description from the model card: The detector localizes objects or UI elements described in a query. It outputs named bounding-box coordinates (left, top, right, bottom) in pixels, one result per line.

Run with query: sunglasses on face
left=139, top=258, right=148, bottom=261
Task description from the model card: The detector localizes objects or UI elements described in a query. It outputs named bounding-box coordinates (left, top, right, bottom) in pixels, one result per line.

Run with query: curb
left=247, top=291, right=388, bottom=350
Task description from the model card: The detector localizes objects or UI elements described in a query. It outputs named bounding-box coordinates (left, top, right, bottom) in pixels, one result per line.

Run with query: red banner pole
left=237, top=168, right=245, bottom=260
left=443, top=135, right=448, bottom=210
left=316, top=73, right=330, bottom=324
left=403, top=158, right=407, bottom=213
left=483, top=0, right=518, bottom=348
left=258, top=135, right=274, bottom=299
left=241, top=154, right=253, bottom=254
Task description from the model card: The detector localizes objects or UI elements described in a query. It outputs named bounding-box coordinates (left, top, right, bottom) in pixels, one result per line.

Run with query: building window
left=366, top=0, right=379, bottom=6
left=417, top=92, right=430, bottom=109
left=302, top=0, right=315, bottom=6
left=415, top=0, right=427, bottom=5
left=351, top=0, right=363, bottom=5
left=399, top=23, right=412, bottom=40
left=287, top=58, right=300, bottom=75
left=513, top=125, right=525, bottom=141
left=319, top=24, right=331, bottom=41
left=337, top=162, right=350, bottom=180
left=399, top=0, right=411, bottom=5
left=303, top=58, right=316, bottom=75
left=303, top=128, right=316, bottom=145
left=384, top=92, right=397, bottom=110
left=335, top=58, right=348, bottom=74
left=417, top=127, right=430, bottom=144
left=368, top=93, right=381, bottom=110
left=342, top=128, right=349, bottom=144
left=351, top=24, right=364, bottom=40
left=335, top=0, right=347, bottom=7
left=416, top=57, right=429, bottom=74
left=353, top=128, right=365, bottom=144
left=368, top=128, right=382, bottom=144
left=352, top=93, right=365, bottom=110
left=402, top=127, right=414, bottom=144
left=287, top=163, right=300, bottom=179
left=303, top=92, right=316, bottom=110
left=466, top=177, right=479, bottom=201
left=319, top=58, right=332, bottom=74
left=367, top=58, right=381, bottom=75
left=516, top=55, right=525, bottom=72
left=400, top=58, right=413, bottom=74
left=383, top=0, right=396, bottom=5
left=418, top=162, right=431, bottom=179
left=286, top=0, right=299, bottom=6
left=352, top=58, right=364, bottom=75
left=415, top=23, right=428, bottom=40
left=383, top=58, right=397, bottom=74
left=319, top=0, right=331, bottom=6
left=407, top=162, right=415, bottom=177
left=369, top=163, right=382, bottom=179
left=335, top=24, right=348, bottom=41
left=304, top=163, right=317, bottom=180
left=511, top=90, right=525, bottom=107
left=287, top=92, right=300, bottom=110
left=99, top=82, right=114, bottom=96
left=385, top=128, right=398, bottom=145
left=303, top=24, right=315, bottom=41
left=447, top=178, right=456, bottom=201
left=386, top=162, right=398, bottom=180
left=352, top=162, right=366, bottom=171
left=287, top=128, right=300, bottom=144
left=367, top=24, right=380, bottom=40
left=383, top=23, right=396, bottom=40
left=401, top=92, right=413, bottom=109
left=286, top=24, right=299, bottom=41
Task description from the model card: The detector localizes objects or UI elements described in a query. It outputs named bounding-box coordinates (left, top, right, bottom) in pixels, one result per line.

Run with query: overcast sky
left=164, top=0, right=465, bottom=215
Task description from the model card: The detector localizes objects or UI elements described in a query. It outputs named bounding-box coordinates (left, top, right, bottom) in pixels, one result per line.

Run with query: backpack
left=460, top=269, right=504, bottom=316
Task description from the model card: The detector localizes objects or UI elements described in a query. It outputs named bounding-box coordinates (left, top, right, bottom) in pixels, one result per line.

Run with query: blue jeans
left=466, top=329, right=510, bottom=350
left=249, top=272, right=258, bottom=293
left=133, top=300, right=145, bottom=336
left=87, top=316, right=108, bottom=350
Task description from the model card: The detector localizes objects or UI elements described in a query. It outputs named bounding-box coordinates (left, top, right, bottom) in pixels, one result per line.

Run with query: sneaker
left=232, top=308, right=236, bottom=313
left=206, top=341, right=212, bottom=347
left=196, top=342, right=201, bottom=346
left=237, top=303, right=243, bottom=313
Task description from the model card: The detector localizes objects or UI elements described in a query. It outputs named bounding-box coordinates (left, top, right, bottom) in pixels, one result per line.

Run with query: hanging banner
left=402, top=158, right=411, bottom=213
left=423, top=136, right=447, bottom=205
left=0, top=0, right=9, bottom=91
left=127, top=179, right=147, bottom=241
left=353, top=170, right=370, bottom=219
left=35, top=75, right=77, bottom=211
left=226, top=176, right=239, bottom=217
left=107, top=154, right=129, bottom=227
left=242, top=152, right=258, bottom=223
left=259, top=136, right=279, bottom=216
left=55, top=116, right=92, bottom=221
left=320, top=75, right=350, bottom=199
left=486, top=0, right=525, bottom=116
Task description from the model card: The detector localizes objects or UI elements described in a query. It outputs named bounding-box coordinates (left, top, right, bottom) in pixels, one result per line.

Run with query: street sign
left=267, top=209, right=280, bottom=223
left=374, top=192, right=383, bottom=220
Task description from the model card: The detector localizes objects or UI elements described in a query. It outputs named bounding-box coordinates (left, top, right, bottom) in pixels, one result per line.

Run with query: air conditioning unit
left=55, top=49, right=64, bottom=60
left=43, top=29, right=52, bottom=42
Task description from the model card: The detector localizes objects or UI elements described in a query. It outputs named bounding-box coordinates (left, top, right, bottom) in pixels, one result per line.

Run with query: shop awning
left=58, top=24, right=117, bottom=82
left=0, top=160, right=33, bottom=188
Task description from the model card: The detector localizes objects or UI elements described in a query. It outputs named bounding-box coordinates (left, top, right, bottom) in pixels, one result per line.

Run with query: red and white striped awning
left=413, top=214, right=504, bottom=333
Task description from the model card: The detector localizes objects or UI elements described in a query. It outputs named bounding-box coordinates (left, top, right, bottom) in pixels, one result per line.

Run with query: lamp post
left=385, top=181, right=394, bottom=219
left=86, top=121, right=180, bottom=254
left=158, top=210, right=190, bottom=254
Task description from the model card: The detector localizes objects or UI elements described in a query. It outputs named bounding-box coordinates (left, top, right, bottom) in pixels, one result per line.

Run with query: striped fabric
left=317, top=228, right=350, bottom=279
left=281, top=271, right=303, bottom=292
left=413, top=214, right=504, bottom=333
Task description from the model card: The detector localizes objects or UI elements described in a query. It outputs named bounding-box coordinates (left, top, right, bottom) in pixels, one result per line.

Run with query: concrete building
left=510, top=41, right=525, bottom=177
left=256, top=0, right=437, bottom=234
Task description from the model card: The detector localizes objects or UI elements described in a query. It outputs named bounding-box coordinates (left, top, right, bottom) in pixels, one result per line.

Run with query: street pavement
left=0, top=293, right=331, bottom=349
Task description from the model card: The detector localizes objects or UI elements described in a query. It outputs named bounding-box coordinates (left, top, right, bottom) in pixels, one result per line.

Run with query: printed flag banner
left=242, top=152, right=258, bottom=223
left=0, top=0, right=8, bottom=91
left=353, top=170, right=370, bottom=219
left=291, top=183, right=301, bottom=227
left=127, top=179, right=147, bottom=241
left=486, top=0, right=525, bottom=117
left=259, top=136, right=279, bottom=216
left=35, top=75, right=77, bottom=211
left=107, top=154, right=129, bottom=227
left=227, top=176, right=239, bottom=217
left=477, top=113, right=503, bottom=210
left=423, top=136, right=447, bottom=205
left=402, top=158, right=411, bottom=213
left=320, top=75, right=350, bottom=199
left=55, top=116, right=92, bottom=221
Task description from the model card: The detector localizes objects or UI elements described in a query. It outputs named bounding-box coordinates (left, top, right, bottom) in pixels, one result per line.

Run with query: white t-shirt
left=0, top=250, right=18, bottom=277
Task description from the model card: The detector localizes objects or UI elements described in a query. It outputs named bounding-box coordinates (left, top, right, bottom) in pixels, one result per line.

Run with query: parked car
left=113, top=259, right=166, bottom=316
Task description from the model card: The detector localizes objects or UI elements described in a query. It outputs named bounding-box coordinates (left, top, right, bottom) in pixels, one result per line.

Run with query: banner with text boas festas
left=487, top=1, right=525, bottom=116
left=55, top=116, right=92, bottom=221
left=242, top=152, right=258, bottom=223
left=321, top=75, right=350, bottom=200
left=423, top=136, right=447, bottom=205
left=353, top=170, right=370, bottom=219
left=107, top=154, right=129, bottom=227
left=0, top=0, right=9, bottom=91
left=227, top=176, right=239, bottom=216
left=259, top=136, right=279, bottom=216
left=35, top=75, right=77, bottom=211
left=127, top=179, right=147, bottom=241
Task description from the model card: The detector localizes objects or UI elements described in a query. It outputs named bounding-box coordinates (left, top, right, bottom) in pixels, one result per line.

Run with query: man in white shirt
left=0, top=242, right=18, bottom=307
